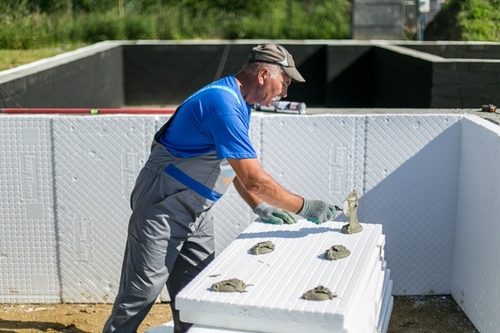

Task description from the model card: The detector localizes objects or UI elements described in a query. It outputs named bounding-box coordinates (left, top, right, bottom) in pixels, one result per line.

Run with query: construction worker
left=103, top=43, right=336, bottom=333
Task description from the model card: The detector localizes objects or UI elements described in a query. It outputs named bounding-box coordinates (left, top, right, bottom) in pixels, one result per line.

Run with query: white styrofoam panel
left=53, top=116, right=156, bottom=303
left=377, top=270, right=393, bottom=333
left=0, top=116, right=60, bottom=302
left=189, top=327, right=253, bottom=333
left=259, top=115, right=365, bottom=209
left=362, top=115, right=462, bottom=295
left=4, top=111, right=499, bottom=330
left=146, top=321, right=174, bottom=333
left=452, top=115, right=500, bottom=333
left=379, top=289, right=394, bottom=333
left=176, top=221, right=389, bottom=333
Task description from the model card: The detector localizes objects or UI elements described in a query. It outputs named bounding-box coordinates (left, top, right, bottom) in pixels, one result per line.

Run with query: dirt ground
left=0, top=303, right=172, bottom=333
left=0, top=295, right=478, bottom=333
left=388, top=295, right=479, bottom=333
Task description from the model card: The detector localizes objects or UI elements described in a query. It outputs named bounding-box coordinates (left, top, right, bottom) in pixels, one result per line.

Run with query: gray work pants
left=103, top=159, right=216, bottom=333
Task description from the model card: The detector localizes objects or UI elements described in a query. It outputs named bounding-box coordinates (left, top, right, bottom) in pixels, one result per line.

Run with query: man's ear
left=258, top=66, right=269, bottom=85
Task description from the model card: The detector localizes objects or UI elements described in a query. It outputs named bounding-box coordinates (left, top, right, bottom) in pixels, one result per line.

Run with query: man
left=103, top=43, right=336, bottom=333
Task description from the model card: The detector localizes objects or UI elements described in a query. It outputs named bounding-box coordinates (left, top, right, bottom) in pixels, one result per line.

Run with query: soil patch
left=0, top=303, right=171, bottom=333
left=0, top=295, right=478, bottom=333
left=388, top=295, right=479, bottom=333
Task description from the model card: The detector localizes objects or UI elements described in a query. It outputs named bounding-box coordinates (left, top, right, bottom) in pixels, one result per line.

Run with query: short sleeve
left=207, top=114, right=257, bottom=159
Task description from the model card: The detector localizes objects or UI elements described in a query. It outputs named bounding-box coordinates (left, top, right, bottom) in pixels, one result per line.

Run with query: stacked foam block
left=176, top=220, right=393, bottom=333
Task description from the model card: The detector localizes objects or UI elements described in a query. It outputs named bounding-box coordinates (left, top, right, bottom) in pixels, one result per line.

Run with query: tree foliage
left=425, top=0, right=500, bottom=41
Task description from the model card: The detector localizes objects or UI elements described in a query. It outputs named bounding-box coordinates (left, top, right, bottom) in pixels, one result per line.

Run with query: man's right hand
left=297, top=199, right=336, bottom=224
left=253, top=202, right=298, bottom=225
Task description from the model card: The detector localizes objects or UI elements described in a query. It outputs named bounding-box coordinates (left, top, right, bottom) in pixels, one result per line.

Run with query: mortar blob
left=341, top=189, right=363, bottom=234
left=325, top=244, right=350, bottom=260
left=250, top=240, right=275, bottom=255
left=302, top=286, right=336, bottom=300
left=211, top=278, right=250, bottom=293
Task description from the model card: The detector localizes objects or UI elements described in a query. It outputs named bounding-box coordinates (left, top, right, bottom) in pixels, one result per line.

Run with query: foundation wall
left=371, top=45, right=434, bottom=107
left=402, top=42, right=500, bottom=59
left=0, top=43, right=124, bottom=109
left=122, top=42, right=327, bottom=107
left=1, top=113, right=499, bottom=332
left=1, top=41, right=500, bottom=109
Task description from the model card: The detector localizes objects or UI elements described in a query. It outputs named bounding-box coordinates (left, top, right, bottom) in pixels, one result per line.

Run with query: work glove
left=253, top=202, right=299, bottom=225
left=297, top=199, right=336, bottom=224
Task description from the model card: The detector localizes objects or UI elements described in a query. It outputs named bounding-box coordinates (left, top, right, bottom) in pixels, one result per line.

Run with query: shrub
left=458, top=0, right=500, bottom=41
left=74, top=12, right=125, bottom=43
left=124, top=13, right=157, bottom=40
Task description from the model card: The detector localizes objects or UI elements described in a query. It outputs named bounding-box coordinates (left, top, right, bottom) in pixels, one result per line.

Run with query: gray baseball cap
left=247, top=43, right=306, bottom=83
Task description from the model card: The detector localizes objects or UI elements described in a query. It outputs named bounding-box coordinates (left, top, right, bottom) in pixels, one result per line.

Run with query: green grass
left=0, top=1, right=351, bottom=71
left=0, top=45, right=86, bottom=71
left=1, top=0, right=499, bottom=72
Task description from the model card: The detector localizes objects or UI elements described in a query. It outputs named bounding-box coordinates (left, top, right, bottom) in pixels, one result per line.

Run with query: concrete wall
left=325, top=45, right=375, bottom=107
left=1, top=40, right=500, bottom=110
left=122, top=42, right=327, bottom=107
left=372, top=45, right=434, bottom=108
left=0, top=43, right=124, bottom=108
left=402, top=42, right=500, bottom=59
left=432, top=59, right=500, bottom=107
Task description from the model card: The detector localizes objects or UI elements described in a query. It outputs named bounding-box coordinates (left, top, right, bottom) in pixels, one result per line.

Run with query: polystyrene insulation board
left=356, top=114, right=461, bottom=295
left=176, top=220, right=388, bottom=333
left=0, top=116, right=60, bottom=302
left=379, top=287, right=394, bottom=333
left=52, top=116, right=159, bottom=302
left=182, top=276, right=394, bottom=333
left=258, top=115, right=365, bottom=207
left=378, top=275, right=393, bottom=333
left=374, top=260, right=392, bottom=331
left=0, top=113, right=474, bottom=305
left=452, top=116, right=500, bottom=333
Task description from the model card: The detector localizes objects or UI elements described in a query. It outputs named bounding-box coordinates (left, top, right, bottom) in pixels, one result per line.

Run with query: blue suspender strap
left=164, top=164, right=223, bottom=201
left=160, top=84, right=239, bottom=201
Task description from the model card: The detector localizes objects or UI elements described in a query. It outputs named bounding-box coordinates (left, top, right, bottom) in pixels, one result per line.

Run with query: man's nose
left=281, top=87, right=288, bottom=98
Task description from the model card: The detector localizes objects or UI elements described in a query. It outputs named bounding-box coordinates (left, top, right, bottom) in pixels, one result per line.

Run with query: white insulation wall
left=0, top=113, right=498, bottom=332
left=453, top=116, right=500, bottom=333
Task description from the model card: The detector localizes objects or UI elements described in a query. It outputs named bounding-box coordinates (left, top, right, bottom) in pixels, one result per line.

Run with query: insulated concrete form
left=453, top=116, right=500, bottom=333
left=1, top=40, right=500, bottom=110
left=0, top=42, right=124, bottom=109
left=0, top=117, right=59, bottom=303
left=1, top=113, right=500, bottom=332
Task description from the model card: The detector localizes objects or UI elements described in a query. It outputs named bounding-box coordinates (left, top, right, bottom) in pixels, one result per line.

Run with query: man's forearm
left=233, top=175, right=261, bottom=209
left=246, top=173, right=303, bottom=213
left=228, top=158, right=303, bottom=213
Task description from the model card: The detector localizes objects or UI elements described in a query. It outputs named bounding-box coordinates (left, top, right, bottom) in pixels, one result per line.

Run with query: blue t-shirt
left=158, top=75, right=257, bottom=159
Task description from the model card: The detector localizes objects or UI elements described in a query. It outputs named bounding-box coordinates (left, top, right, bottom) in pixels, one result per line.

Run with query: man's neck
left=235, top=70, right=255, bottom=105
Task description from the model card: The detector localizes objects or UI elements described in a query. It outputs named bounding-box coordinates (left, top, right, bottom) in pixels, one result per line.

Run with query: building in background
left=352, top=0, right=405, bottom=40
